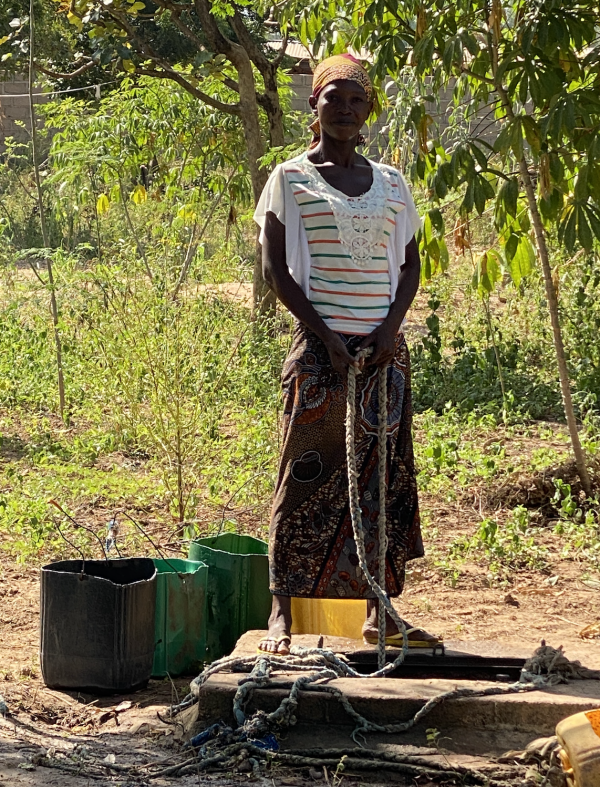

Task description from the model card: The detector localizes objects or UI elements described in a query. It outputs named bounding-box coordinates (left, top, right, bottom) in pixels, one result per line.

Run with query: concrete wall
left=0, top=73, right=47, bottom=149
left=290, top=73, right=313, bottom=114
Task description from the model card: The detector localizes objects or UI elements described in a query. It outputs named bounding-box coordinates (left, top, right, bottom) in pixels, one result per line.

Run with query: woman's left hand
left=357, top=323, right=397, bottom=367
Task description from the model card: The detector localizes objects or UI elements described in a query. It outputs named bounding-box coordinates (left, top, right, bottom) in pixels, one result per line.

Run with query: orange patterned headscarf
left=312, top=54, right=373, bottom=102
left=309, top=54, right=373, bottom=148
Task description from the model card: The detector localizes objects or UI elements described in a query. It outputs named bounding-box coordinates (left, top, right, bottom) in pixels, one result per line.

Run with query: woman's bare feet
left=362, top=599, right=440, bottom=645
left=257, top=594, right=292, bottom=655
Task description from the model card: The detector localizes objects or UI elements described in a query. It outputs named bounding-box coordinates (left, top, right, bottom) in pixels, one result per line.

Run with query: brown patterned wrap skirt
left=269, top=323, right=423, bottom=599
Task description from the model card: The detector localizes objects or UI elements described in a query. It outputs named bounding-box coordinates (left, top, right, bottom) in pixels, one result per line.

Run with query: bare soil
left=403, top=470, right=600, bottom=661
left=1, top=514, right=599, bottom=786
left=0, top=552, right=473, bottom=787
left=1, top=412, right=600, bottom=787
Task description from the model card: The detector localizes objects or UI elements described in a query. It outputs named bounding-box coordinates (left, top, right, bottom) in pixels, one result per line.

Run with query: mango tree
left=287, top=0, right=600, bottom=493
left=0, top=0, right=77, bottom=72
left=2, top=0, right=290, bottom=312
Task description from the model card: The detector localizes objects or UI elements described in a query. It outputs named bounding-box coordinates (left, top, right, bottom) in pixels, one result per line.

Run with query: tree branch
left=194, top=0, right=236, bottom=59
left=106, top=8, right=240, bottom=114
left=172, top=168, right=236, bottom=300
left=461, top=67, right=496, bottom=87
left=34, top=60, right=95, bottom=80
left=109, top=7, right=183, bottom=69
left=229, top=8, right=269, bottom=69
left=272, top=33, right=289, bottom=69
left=255, top=92, right=269, bottom=109
left=152, top=0, right=192, bottom=10
left=24, top=256, right=48, bottom=286
left=153, top=0, right=206, bottom=53
left=223, top=77, right=240, bottom=93
left=137, top=67, right=240, bottom=114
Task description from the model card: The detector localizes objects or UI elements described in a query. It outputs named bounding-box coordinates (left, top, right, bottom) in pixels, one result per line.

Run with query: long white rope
left=346, top=348, right=408, bottom=672
left=171, top=354, right=595, bottom=756
left=173, top=353, right=573, bottom=746
left=177, top=347, right=412, bottom=726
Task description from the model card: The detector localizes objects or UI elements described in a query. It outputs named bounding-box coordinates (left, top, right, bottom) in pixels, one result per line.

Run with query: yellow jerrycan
left=556, top=709, right=600, bottom=787
left=290, top=598, right=367, bottom=640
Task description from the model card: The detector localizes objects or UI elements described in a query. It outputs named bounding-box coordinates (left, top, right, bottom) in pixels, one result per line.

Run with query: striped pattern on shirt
left=284, top=165, right=405, bottom=335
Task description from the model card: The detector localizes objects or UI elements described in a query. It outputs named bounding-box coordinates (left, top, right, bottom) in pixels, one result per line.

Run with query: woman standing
left=254, top=54, right=439, bottom=655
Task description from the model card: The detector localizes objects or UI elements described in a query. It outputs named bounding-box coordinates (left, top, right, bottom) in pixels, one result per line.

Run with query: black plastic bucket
left=40, top=558, right=157, bottom=693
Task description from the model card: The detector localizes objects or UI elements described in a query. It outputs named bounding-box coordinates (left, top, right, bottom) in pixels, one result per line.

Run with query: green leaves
left=493, top=119, right=523, bottom=160
left=506, top=235, right=535, bottom=287
left=498, top=177, right=518, bottom=218
left=127, top=0, right=146, bottom=13
left=472, top=250, right=502, bottom=296
left=472, top=236, right=534, bottom=296
left=462, top=173, right=495, bottom=216
left=521, top=117, right=541, bottom=155
left=298, top=10, right=326, bottom=54
left=299, top=0, right=600, bottom=284
left=42, top=74, right=249, bottom=222
left=420, top=208, right=449, bottom=282
left=413, top=33, right=436, bottom=75
left=559, top=202, right=600, bottom=252
left=558, top=150, right=600, bottom=250
left=67, top=10, right=83, bottom=30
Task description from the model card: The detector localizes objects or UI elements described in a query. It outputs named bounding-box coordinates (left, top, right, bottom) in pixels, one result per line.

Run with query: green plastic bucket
left=188, top=533, right=271, bottom=660
left=152, top=558, right=208, bottom=678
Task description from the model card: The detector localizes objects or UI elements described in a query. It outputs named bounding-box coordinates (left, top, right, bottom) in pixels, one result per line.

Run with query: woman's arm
left=262, top=211, right=359, bottom=376
left=357, top=235, right=421, bottom=366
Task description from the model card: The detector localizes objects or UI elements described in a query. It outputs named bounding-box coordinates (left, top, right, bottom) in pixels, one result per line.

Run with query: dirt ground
left=401, top=494, right=600, bottom=660
left=1, top=539, right=598, bottom=786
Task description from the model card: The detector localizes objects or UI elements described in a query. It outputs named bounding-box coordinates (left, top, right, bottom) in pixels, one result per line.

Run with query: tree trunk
left=490, top=12, right=592, bottom=495
left=262, top=64, right=286, bottom=148
left=518, top=157, right=592, bottom=495
left=236, top=57, right=276, bottom=315
left=255, top=64, right=284, bottom=315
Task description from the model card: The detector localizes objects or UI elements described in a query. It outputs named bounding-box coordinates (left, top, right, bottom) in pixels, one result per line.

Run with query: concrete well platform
left=194, top=631, right=600, bottom=739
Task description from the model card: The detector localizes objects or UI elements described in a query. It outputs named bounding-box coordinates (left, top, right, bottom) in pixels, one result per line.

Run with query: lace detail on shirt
left=295, top=155, right=390, bottom=268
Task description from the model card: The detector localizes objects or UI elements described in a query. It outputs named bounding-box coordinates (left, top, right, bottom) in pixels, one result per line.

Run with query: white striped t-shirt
left=255, top=153, right=422, bottom=336
left=285, top=159, right=406, bottom=334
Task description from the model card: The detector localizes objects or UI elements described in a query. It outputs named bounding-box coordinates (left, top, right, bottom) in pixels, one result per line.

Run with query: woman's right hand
left=324, top=333, right=360, bottom=377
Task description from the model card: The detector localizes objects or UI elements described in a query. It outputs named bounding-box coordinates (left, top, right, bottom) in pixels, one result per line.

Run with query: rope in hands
left=345, top=347, right=407, bottom=671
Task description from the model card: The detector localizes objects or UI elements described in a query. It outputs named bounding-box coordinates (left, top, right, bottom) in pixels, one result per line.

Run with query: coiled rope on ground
left=150, top=642, right=599, bottom=783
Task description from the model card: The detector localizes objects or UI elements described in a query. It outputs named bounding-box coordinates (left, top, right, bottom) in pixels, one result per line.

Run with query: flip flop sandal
left=363, top=628, right=443, bottom=649
left=256, top=635, right=291, bottom=655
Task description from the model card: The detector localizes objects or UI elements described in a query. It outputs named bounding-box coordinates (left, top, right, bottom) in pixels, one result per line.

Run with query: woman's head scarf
left=309, top=54, right=373, bottom=148
left=312, top=54, right=373, bottom=102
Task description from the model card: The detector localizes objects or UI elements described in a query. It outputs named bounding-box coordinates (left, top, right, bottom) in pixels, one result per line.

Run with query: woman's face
left=309, top=80, right=372, bottom=143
